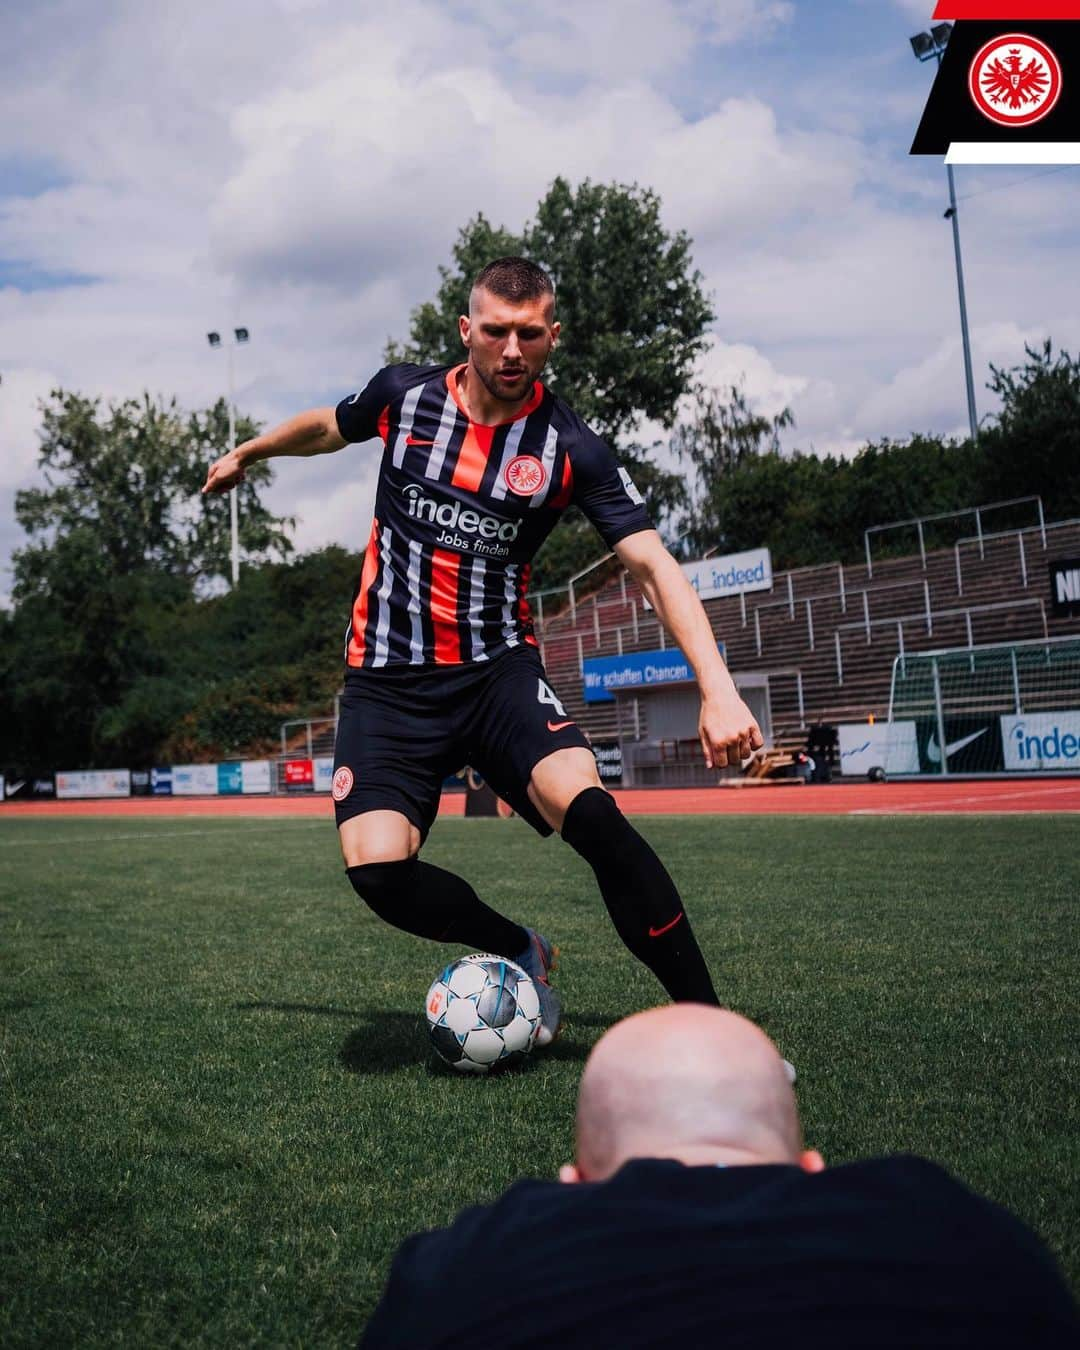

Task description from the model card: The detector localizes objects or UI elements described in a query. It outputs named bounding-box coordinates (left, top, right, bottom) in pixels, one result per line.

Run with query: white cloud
left=854, top=317, right=1080, bottom=441
left=0, top=368, right=56, bottom=491
left=1, top=0, right=1078, bottom=597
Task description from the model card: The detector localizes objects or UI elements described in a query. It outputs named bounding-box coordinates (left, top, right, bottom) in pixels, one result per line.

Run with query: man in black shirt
left=361, top=1006, right=1078, bottom=1348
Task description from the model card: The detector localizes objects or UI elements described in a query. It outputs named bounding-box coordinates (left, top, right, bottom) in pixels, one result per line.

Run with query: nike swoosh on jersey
left=546, top=720, right=574, bottom=732
left=405, top=435, right=437, bottom=446
left=648, top=912, right=685, bottom=938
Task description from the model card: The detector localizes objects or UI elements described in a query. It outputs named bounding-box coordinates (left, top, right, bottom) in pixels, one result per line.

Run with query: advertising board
left=583, top=643, right=726, bottom=704
left=1001, top=711, right=1080, bottom=771
left=285, top=759, right=314, bottom=791
left=172, top=764, right=219, bottom=796
left=241, top=760, right=272, bottom=794
left=56, top=769, right=132, bottom=799
left=838, top=722, right=919, bottom=776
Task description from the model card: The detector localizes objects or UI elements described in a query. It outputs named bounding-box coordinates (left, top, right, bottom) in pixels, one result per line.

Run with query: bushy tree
left=2, top=390, right=296, bottom=768
left=13, top=391, right=292, bottom=599
left=978, top=341, right=1080, bottom=521
left=389, top=178, right=712, bottom=589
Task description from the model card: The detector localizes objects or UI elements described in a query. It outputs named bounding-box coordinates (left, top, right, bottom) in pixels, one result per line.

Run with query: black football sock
left=561, top=787, right=719, bottom=1005
left=346, top=857, right=528, bottom=957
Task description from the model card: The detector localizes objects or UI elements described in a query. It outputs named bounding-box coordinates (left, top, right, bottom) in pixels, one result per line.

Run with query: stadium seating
left=533, top=516, right=1080, bottom=753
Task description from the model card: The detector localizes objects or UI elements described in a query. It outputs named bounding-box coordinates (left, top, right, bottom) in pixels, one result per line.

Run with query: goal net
left=884, top=636, right=1080, bottom=775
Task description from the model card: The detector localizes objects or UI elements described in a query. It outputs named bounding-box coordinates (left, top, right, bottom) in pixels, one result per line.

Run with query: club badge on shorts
left=504, top=455, right=547, bottom=496
left=332, top=766, right=354, bottom=801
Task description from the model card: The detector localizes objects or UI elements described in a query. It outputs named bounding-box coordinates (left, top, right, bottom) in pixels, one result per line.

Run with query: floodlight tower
left=206, top=326, right=250, bottom=586
left=910, top=23, right=978, bottom=441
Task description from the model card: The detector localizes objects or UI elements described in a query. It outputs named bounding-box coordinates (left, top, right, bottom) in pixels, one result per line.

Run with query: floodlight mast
left=910, top=23, right=978, bottom=442
left=206, top=327, right=250, bottom=586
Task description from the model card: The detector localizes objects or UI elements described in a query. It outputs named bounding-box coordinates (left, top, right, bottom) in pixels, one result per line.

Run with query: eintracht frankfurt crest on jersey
left=969, top=33, right=1063, bottom=125
left=504, top=455, right=547, bottom=496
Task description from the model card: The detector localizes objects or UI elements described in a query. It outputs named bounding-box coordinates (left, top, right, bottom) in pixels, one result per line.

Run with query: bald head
left=570, top=1007, right=813, bottom=1182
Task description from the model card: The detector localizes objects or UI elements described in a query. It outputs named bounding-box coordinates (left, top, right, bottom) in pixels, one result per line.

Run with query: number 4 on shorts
left=537, top=678, right=568, bottom=720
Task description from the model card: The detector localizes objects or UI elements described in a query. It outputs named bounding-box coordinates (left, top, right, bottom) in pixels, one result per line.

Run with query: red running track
left=3, top=779, right=1079, bottom=818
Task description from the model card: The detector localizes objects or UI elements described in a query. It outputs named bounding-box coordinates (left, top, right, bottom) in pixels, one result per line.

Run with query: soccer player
left=202, top=258, right=763, bottom=1045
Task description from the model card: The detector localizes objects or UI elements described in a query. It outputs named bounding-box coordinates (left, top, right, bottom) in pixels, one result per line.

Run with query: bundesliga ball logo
left=504, top=455, right=546, bottom=496
left=969, top=34, right=1062, bottom=128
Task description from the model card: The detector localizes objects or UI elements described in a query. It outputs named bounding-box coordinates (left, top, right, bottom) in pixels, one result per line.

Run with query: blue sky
left=1, top=0, right=1077, bottom=599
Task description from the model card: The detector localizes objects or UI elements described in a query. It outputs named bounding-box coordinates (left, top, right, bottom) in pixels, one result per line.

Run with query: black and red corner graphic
left=911, top=4, right=1080, bottom=155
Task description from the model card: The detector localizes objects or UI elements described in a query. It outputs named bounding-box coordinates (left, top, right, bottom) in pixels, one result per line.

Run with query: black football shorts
left=331, top=644, right=591, bottom=840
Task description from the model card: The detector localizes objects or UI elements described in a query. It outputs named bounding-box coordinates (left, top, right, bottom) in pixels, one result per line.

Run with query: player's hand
left=201, top=449, right=246, bottom=495
left=699, top=693, right=764, bottom=770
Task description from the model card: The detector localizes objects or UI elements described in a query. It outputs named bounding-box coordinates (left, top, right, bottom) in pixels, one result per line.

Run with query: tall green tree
left=978, top=341, right=1080, bottom=520
left=391, top=178, right=712, bottom=589
left=386, top=213, right=524, bottom=367
left=526, top=178, right=713, bottom=445
left=3, top=390, right=295, bottom=768
left=13, top=391, right=292, bottom=598
left=674, top=384, right=794, bottom=556
left=672, top=381, right=989, bottom=566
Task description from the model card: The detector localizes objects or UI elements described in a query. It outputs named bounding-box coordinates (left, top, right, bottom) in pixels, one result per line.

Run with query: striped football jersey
left=336, top=363, right=652, bottom=668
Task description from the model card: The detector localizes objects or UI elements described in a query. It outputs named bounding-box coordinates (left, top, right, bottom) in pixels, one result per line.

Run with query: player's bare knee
left=338, top=811, right=420, bottom=867
left=527, top=748, right=604, bottom=831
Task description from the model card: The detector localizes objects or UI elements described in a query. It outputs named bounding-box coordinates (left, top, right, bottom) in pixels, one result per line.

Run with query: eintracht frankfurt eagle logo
left=504, top=455, right=547, bottom=495
left=969, top=33, right=1062, bottom=128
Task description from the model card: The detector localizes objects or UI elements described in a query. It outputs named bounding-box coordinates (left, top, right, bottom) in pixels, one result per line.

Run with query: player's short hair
left=470, top=257, right=555, bottom=314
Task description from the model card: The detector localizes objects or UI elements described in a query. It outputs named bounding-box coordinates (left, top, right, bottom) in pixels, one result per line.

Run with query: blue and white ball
left=425, top=954, right=542, bottom=1074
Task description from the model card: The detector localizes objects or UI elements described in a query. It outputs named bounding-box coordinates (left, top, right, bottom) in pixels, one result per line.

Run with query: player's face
left=460, top=289, right=560, bottom=403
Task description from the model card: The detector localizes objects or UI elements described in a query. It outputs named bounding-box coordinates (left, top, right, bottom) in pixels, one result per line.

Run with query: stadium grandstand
left=264, top=497, right=1080, bottom=793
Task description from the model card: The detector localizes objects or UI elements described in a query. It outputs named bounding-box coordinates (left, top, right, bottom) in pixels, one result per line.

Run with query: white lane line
left=0, top=823, right=328, bottom=848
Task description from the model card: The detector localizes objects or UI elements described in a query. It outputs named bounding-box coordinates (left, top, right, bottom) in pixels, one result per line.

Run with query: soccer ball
left=425, top=954, right=542, bottom=1074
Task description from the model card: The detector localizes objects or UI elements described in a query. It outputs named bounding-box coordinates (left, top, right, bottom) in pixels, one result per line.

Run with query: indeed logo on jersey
left=402, top=483, right=521, bottom=556
left=1001, top=711, right=1080, bottom=771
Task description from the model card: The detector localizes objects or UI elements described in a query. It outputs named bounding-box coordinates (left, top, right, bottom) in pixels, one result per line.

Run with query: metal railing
left=954, top=515, right=1080, bottom=596
left=279, top=715, right=337, bottom=758
left=864, top=495, right=1044, bottom=578
left=834, top=597, right=1047, bottom=685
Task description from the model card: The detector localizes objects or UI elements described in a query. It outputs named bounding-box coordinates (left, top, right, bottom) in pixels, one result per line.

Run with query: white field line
left=851, top=784, right=1080, bottom=815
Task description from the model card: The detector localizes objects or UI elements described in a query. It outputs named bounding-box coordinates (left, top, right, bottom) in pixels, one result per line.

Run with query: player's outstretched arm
left=614, top=529, right=763, bottom=769
left=201, top=406, right=346, bottom=495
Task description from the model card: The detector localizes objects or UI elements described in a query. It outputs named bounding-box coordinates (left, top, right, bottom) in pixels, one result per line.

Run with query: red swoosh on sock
left=648, top=912, right=685, bottom=938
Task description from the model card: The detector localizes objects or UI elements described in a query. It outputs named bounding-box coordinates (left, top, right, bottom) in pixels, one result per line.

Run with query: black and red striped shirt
left=335, top=363, right=652, bottom=668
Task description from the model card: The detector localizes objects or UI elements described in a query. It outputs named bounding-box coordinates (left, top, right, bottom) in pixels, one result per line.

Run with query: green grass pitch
left=1, top=812, right=1077, bottom=1346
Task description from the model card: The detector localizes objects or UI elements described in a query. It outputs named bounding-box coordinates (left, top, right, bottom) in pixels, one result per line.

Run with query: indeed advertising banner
left=583, top=643, right=726, bottom=703
left=1001, top=711, right=1080, bottom=772
left=838, top=722, right=919, bottom=777
left=314, top=756, right=335, bottom=793
left=56, top=769, right=131, bottom=799
left=681, top=548, right=772, bottom=603
left=173, top=763, right=219, bottom=796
